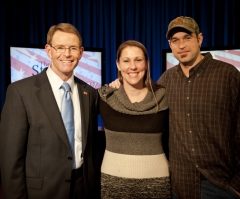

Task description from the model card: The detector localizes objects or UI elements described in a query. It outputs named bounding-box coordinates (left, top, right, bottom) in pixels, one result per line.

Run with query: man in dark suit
left=0, top=23, right=100, bottom=199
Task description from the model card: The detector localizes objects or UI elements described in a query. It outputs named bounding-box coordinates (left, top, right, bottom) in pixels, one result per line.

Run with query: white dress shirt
left=46, top=66, right=83, bottom=169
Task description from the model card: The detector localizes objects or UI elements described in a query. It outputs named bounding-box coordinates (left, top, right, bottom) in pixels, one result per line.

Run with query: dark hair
left=116, top=40, right=163, bottom=92
left=47, top=23, right=82, bottom=47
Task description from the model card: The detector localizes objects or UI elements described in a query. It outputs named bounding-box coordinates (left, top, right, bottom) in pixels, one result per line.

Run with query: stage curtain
left=0, top=0, right=239, bottom=109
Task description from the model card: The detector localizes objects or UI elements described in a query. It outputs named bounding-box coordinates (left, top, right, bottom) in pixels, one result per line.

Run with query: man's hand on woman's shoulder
left=109, top=79, right=121, bottom=89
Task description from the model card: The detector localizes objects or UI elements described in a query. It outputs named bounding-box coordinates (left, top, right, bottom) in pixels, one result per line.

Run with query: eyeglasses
left=49, top=45, right=81, bottom=53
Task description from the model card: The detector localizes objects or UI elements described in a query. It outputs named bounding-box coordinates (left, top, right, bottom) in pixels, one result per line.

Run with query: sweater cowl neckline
left=98, top=84, right=168, bottom=115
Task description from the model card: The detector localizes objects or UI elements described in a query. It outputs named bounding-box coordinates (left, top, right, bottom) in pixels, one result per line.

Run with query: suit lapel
left=35, top=69, right=71, bottom=150
left=76, top=79, right=90, bottom=152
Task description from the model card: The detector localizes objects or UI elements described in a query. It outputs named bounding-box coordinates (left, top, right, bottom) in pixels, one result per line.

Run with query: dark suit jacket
left=0, top=69, right=100, bottom=199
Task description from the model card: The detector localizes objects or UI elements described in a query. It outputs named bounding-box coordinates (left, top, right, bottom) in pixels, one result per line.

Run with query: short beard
left=180, top=54, right=187, bottom=59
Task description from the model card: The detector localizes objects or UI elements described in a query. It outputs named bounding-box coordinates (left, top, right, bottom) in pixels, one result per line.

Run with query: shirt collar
left=46, top=66, right=75, bottom=93
left=176, top=52, right=212, bottom=76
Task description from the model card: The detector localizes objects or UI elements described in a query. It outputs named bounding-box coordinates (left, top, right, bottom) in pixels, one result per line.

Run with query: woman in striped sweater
left=98, top=40, right=171, bottom=199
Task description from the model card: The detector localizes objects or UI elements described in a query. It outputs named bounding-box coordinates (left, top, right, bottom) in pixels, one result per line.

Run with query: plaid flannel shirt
left=157, top=52, right=240, bottom=199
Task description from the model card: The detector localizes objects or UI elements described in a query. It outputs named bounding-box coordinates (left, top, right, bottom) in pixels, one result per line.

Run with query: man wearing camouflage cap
left=157, top=16, right=240, bottom=199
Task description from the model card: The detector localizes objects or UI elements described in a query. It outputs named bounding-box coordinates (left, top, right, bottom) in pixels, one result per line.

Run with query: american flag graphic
left=166, top=49, right=240, bottom=72
left=10, top=47, right=102, bottom=88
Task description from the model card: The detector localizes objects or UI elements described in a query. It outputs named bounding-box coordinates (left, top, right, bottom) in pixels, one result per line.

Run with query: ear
left=197, top=33, right=203, bottom=47
left=116, top=59, right=121, bottom=71
left=45, top=44, right=52, bottom=59
left=78, top=46, right=84, bottom=60
left=168, top=40, right=172, bottom=50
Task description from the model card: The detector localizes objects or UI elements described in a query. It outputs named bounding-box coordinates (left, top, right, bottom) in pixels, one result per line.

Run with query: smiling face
left=45, top=30, right=83, bottom=81
left=116, top=46, right=147, bottom=90
left=169, top=30, right=203, bottom=68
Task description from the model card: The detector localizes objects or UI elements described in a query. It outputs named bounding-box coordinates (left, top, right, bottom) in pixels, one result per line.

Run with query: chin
left=179, top=57, right=191, bottom=63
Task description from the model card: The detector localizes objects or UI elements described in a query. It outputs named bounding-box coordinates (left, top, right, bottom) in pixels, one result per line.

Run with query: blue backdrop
left=0, top=0, right=239, bottom=111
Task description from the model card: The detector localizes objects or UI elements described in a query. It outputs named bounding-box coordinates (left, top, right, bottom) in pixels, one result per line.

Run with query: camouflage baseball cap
left=166, top=16, right=200, bottom=38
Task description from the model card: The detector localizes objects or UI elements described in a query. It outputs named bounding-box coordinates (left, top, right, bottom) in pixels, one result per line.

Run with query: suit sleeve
left=0, top=84, right=28, bottom=198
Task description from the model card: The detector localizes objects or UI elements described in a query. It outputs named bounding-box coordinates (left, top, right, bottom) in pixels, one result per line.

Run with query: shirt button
left=196, top=165, right=198, bottom=168
left=189, top=131, right=192, bottom=133
left=188, top=80, right=191, bottom=83
left=187, top=97, right=189, bottom=99
left=187, top=113, right=190, bottom=116
left=192, top=148, right=194, bottom=151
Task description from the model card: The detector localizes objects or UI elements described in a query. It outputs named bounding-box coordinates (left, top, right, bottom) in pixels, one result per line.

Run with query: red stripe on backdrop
left=82, top=53, right=99, bottom=64
left=75, top=73, right=101, bottom=88
left=166, top=61, right=175, bottom=70
left=11, top=57, right=36, bottom=77
left=15, top=49, right=51, bottom=67
left=78, top=61, right=101, bottom=76
left=223, top=50, right=240, bottom=57
left=29, top=52, right=51, bottom=67
left=215, top=55, right=240, bottom=70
